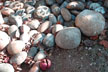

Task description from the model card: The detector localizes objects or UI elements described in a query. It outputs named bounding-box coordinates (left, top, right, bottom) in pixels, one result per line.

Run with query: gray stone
left=10, top=51, right=27, bottom=65
left=0, top=12, right=4, bottom=24
left=28, top=47, right=38, bottom=57
left=49, top=14, right=57, bottom=24
left=43, top=33, right=55, bottom=47
left=104, top=0, right=108, bottom=8
left=46, top=0, right=55, bottom=5
left=56, top=0, right=64, bottom=4
left=35, top=0, right=46, bottom=8
left=20, top=24, right=30, bottom=34
left=25, top=5, right=35, bottom=14
left=57, top=15, right=64, bottom=24
left=60, top=1, right=68, bottom=9
left=94, top=6, right=105, bottom=14
left=89, top=3, right=101, bottom=10
left=4, top=1, right=12, bottom=7
left=15, top=9, right=25, bottom=16
left=61, top=8, right=72, bottom=21
left=64, top=20, right=75, bottom=27
left=75, top=10, right=105, bottom=36
left=20, top=33, right=30, bottom=43
left=55, top=27, right=81, bottom=49
left=0, top=63, right=14, bottom=72
left=22, top=14, right=32, bottom=21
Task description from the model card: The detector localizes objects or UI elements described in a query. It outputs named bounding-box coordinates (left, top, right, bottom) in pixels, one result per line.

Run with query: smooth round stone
left=1, top=7, right=14, bottom=16
left=60, top=1, right=68, bottom=9
left=27, top=19, right=40, bottom=29
left=38, top=21, right=52, bottom=32
left=25, top=5, right=35, bottom=14
left=56, top=0, right=63, bottom=4
left=0, top=12, right=4, bottom=24
left=9, top=1, right=24, bottom=10
left=28, top=47, right=38, bottom=57
left=57, top=15, right=64, bottom=24
left=75, top=10, right=105, bottom=36
left=71, top=10, right=80, bottom=15
left=66, top=1, right=85, bottom=10
left=61, top=8, right=72, bottom=21
left=49, top=14, right=57, bottom=24
left=7, top=40, right=25, bottom=55
left=15, top=9, right=25, bottom=16
left=20, top=33, right=30, bottom=43
left=8, top=25, right=18, bottom=37
left=46, top=0, right=55, bottom=5
left=43, top=33, right=55, bottom=47
left=34, top=6, right=50, bottom=20
left=29, top=30, right=38, bottom=37
left=35, top=0, right=46, bottom=8
left=89, top=3, right=101, bottom=10
left=10, top=51, right=27, bottom=65
left=0, top=63, right=14, bottom=72
left=20, top=24, right=30, bottom=33
left=104, top=0, right=108, bottom=8
left=94, top=6, right=105, bottom=14
left=64, top=20, right=75, bottom=27
left=55, top=27, right=81, bottom=49
left=51, top=4, right=60, bottom=16
left=52, top=24, right=63, bottom=34
left=9, top=15, right=23, bottom=27
left=0, top=31, right=10, bottom=51
left=3, top=17, right=9, bottom=24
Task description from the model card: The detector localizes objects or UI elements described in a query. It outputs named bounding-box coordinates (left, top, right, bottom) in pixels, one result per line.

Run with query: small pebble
left=29, top=30, right=38, bottom=37
left=28, top=47, right=38, bottom=57
left=20, top=33, right=30, bottom=43
left=89, top=3, right=101, bottom=10
left=60, top=1, right=68, bottom=9
left=57, top=15, right=64, bottom=24
left=56, top=0, right=64, bottom=4
left=49, top=14, right=57, bottom=24
left=0, top=12, right=4, bottom=24
left=94, top=6, right=105, bottom=14
left=46, top=0, right=55, bottom=5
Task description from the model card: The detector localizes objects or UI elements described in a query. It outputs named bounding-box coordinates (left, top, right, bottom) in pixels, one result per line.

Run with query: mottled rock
left=61, top=8, right=72, bottom=21
left=0, top=12, right=4, bottom=24
left=20, top=33, right=30, bottom=43
left=9, top=15, right=23, bottom=27
left=51, top=4, right=60, bottom=16
left=10, top=51, right=27, bottom=65
left=67, top=1, right=85, bottom=10
left=28, top=47, right=38, bottom=57
left=38, top=21, right=52, bottom=32
left=27, top=19, right=40, bottom=29
left=7, top=40, right=25, bottom=55
left=0, top=31, right=10, bottom=51
left=49, top=14, right=57, bottom=24
left=75, top=10, right=105, bottom=36
left=52, top=24, right=63, bottom=34
left=46, top=0, right=55, bottom=5
left=0, top=63, right=14, bottom=72
left=43, top=33, right=55, bottom=47
left=1, top=7, right=14, bottom=16
left=55, top=27, right=81, bottom=49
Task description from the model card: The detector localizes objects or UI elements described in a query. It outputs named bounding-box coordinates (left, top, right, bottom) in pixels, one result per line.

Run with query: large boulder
left=75, top=10, right=105, bottom=36
left=55, top=27, right=81, bottom=49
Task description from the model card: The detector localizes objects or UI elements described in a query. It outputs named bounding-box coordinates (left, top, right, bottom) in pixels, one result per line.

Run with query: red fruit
left=40, top=59, right=51, bottom=71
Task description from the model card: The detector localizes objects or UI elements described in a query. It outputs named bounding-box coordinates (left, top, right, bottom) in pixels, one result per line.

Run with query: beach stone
left=20, top=33, right=30, bottom=43
left=89, top=3, right=101, bottom=10
left=104, top=0, right=108, bottom=8
left=43, top=33, right=55, bottom=47
left=52, top=24, right=63, bottom=34
left=60, top=1, right=68, bottom=9
left=20, top=24, right=30, bottom=34
left=38, top=21, right=52, bottom=32
left=57, top=15, right=64, bottom=24
left=71, top=10, right=80, bottom=15
left=9, top=15, right=23, bottom=27
left=64, top=20, right=75, bottom=27
left=28, top=47, right=38, bottom=57
left=0, top=12, right=4, bottom=24
left=46, top=0, right=55, bottom=5
left=29, top=30, right=38, bottom=37
left=75, top=10, right=105, bottom=36
left=25, top=0, right=36, bottom=6
left=15, top=9, right=25, bottom=16
left=3, top=17, right=9, bottom=24
left=56, top=0, right=63, bottom=4
left=61, top=8, right=72, bottom=21
left=10, top=51, right=27, bottom=65
left=0, top=31, right=10, bottom=51
left=22, top=14, right=31, bottom=21
left=1, top=7, right=14, bottom=16
left=0, top=63, right=14, bottom=72
left=25, top=5, right=35, bottom=14
left=7, top=40, right=25, bottom=55
left=49, top=14, right=57, bottom=24
left=66, top=1, right=85, bottom=10
left=4, top=1, right=12, bottom=7
left=51, top=4, right=60, bottom=16
left=94, top=6, right=105, bottom=14
left=34, top=6, right=50, bottom=20
left=35, top=0, right=46, bottom=8
left=55, top=27, right=81, bottom=49
left=27, top=19, right=40, bottom=29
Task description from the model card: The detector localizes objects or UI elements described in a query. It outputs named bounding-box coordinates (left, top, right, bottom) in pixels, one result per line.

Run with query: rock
left=20, top=24, right=30, bottom=34
left=10, top=51, right=27, bottom=65
left=0, top=12, right=4, bottom=24
left=15, top=9, right=25, bottom=16
left=89, top=3, right=101, bottom=10
left=49, top=14, right=57, bottom=24
left=0, top=31, right=10, bottom=51
left=51, top=4, right=60, bottom=16
left=0, top=63, right=14, bottom=72
left=64, top=20, right=75, bottom=27
left=25, top=5, right=35, bottom=14
left=34, top=50, right=46, bottom=61
left=8, top=25, right=18, bottom=37
left=9, top=15, right=23, bottom=27
left=38, top=21, right=52, bottom=32
left=7, top=40, right=25, bottom=55
left=4, top=1, right=12, bottom=7
left=1, top=7, right=14, bottom=16
left=61, top=8, right=72, bottom=21
left=52, top=24, right=63, bottom=34
left=34, top=6, right=50, bottom=20
left=35, top=0, right=46, bottom=8
left=56, top=0, right=63, bottom=4
left=3, top=17, right=9, bottom=24
left=55, top=27, right=81, bottom=49
left=66, top=1, right=85, bottom=10
left=46, top=0, right=55, bottom=5
left=43, top=33, right=55, bottom=47
left=9, top=1, right=24, bottom=10
left=22, top=14, right=31, bottom=21
left=104, top=0, right=108, bottom=8
left=71, top=10, right=80, bottom=15
left=71, top=14, right=76, bottom=20
left=94, top=6, right=105, bottom=14
left=57, top=15, right=64, bottom=24
left=25, top=0, right=36, bottom=6
left=20, top=33, right=30, bottom=43
left=83, top=39, right=94, bottom=47
left=29, top=30, right=38, bottom=37
left=60, top=1, right=68, bottom=9
left=27, top=19, right=40, bottom=29
left=28, top=47, right=38, bottom=57
left=75, top=10, right=105, bottom=36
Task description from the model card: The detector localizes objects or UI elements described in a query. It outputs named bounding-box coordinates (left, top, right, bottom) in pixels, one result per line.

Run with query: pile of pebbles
left=0, top=0, right=107, bottom=72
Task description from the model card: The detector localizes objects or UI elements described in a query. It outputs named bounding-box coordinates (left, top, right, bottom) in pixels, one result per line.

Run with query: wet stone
left=46, top=0, right=55, bottom=5
left=61, top=8, right=72, bottom=21
left=49, top=14, right=57, bottom=24
left=28, top=47, right=38, bottom=57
